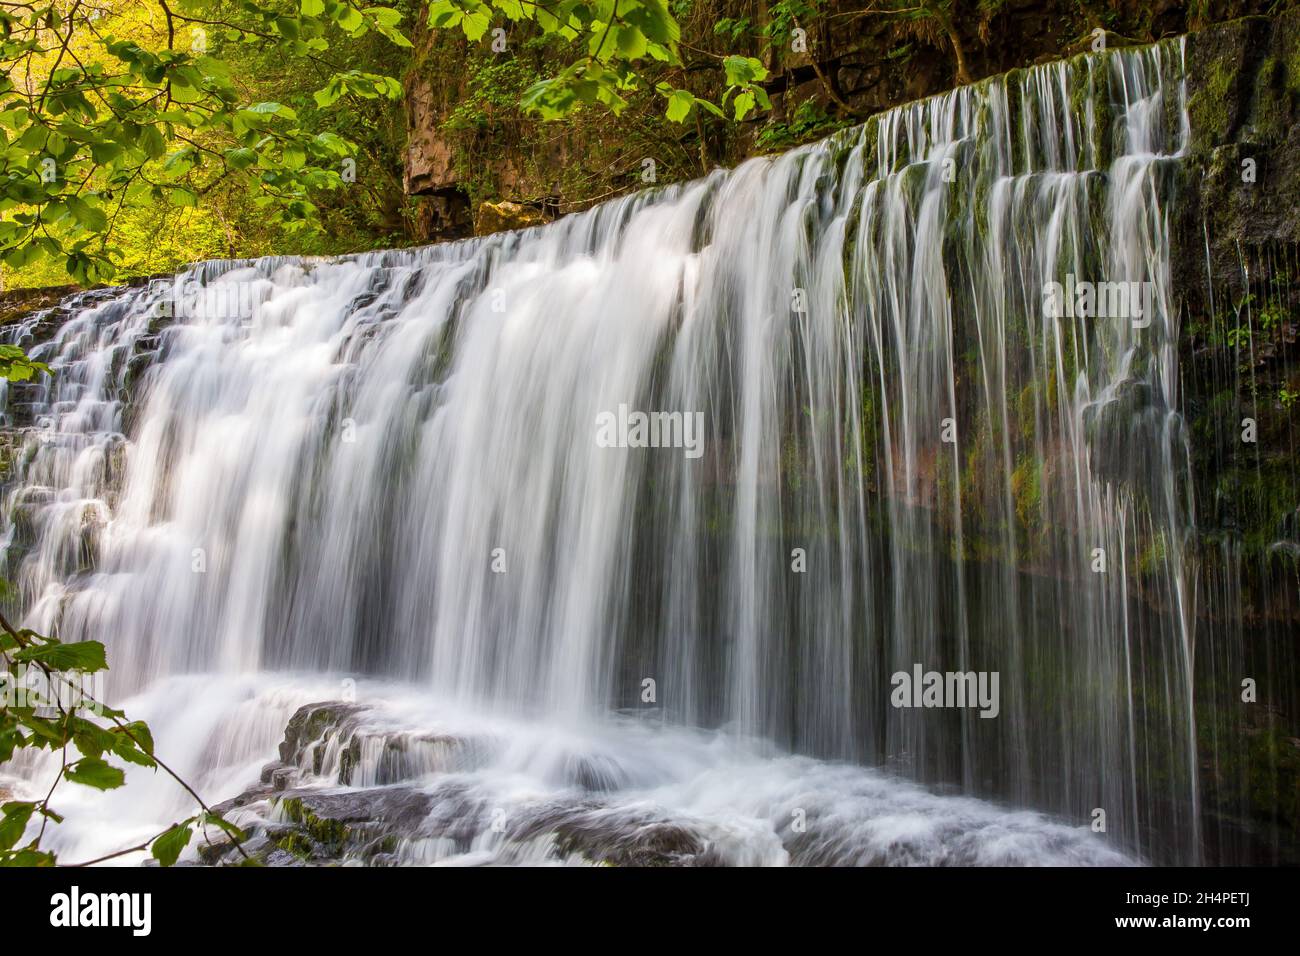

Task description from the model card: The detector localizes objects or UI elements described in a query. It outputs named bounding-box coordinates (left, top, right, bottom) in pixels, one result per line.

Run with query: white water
left=2, top=42, right=1196, bottom=864
left=15, top=674, right=1132, bottom=866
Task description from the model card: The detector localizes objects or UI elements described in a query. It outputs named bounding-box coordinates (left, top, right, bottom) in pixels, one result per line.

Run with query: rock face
left=0, top=285, right=79, bottom=327
left=1178, top=12, right=1300, bottom=287
left=1173, top=10, right=1300, bottom=578
left=401, top=66, right=472, bottom=241
left=474, top=200, right=546, bottom=236
left=1173, top=10, right=1300, bottom=863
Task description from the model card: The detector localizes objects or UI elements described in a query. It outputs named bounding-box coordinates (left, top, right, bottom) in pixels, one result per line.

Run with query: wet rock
left=563, top=752, right=631, bottom=793
left=474, top=201, right=546, bottom=237
left=211, top=783, right=273, bottom=817
left=511, top=803, right=715, bottom=866
left=278, top=700, right=367, bottom=768
left=202, top=703, right=717, bottom=867
left=0, top=286, right=80, bottom=327
left=278, top=787, right=435, bottom=835
left=204, top=785, right=436, bottom=866
left=259, top=761, right=298, bottom=791
left=1176, top=10, right=1300, bottom=290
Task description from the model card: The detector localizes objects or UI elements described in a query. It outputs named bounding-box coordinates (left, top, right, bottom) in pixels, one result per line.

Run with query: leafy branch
left=0, top=0, right=413, bottom=284
left=427, top=0, right=770, bottom=123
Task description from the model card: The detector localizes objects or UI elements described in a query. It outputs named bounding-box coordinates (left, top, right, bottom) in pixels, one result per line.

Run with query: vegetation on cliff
left=6, top=1, right=1299, bottom=284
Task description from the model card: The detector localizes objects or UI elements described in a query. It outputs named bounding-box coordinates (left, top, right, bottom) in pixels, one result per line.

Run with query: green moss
left=1136, top=531, right=1169, bottom=576
left=1011, top=455, right=1043, bottom=530
left=273, top=830, right=315, bottom=860
left=1189, top=52, right=1236, bottom=147
left=275, top=796, right=349, bottom=850
left=1016, top=384, right=1038, bottom=442
left=1198, top=703, right=1300, bottom=838
left=1217, top=462, right=1300, bottom=554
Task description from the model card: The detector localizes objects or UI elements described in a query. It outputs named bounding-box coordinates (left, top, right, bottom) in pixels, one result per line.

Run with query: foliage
left=0, top=0, right=413, bottom=285
left=0, top=614, right=247, bottom=866
left=425, top=0, right=769, bottom=122
left=754, top=98, right=848, bottom=153
left=0, top=342, right=50, bottom=380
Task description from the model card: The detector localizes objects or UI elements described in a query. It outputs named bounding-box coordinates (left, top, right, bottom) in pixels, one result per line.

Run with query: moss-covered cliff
left=1174, top=11, right=1300, bottom=863
left=401, top=0, right=1298, bottom=239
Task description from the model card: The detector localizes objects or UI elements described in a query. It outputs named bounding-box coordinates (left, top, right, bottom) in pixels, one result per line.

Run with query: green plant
left=0, top=343, right=50, bottom=381
left=0, top=1, right=413, bottom=284
left=0, top=612, right=246, bottom=866
left=755, top=98, right=848, bottom=152
left=1259, top=303, right=1285, bottom=332
left=426, top=0, right=770, bottom=122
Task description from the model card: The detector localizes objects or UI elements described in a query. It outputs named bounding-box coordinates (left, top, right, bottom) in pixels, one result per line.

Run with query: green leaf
left=166, top=186, right=199, bottom=207
left=199, top=811, right=247, bottom=843
left=0, top=848, right=56, bottom=866
left=151, top=823, right=193, bottom=867
left=463, top=10, right=491, bottom=41
left=336, top=4, right=364, bottom=32
left=138, top=126, right=166, bottom=160
left=64, top=196, right=109, bottom=232
left=71, top=717, right=117, bottom=760
left=696, top=97, right=725, bottom=119
left=89, top=140, right=123, bottom=164
left=723, top=55, right=767, bottom=86
left=13, top=640, right=107, bottom=673
left=616, top=26, right=647, bottom=59
left=733, top=89, right=755, bottom=121
left=226, top=147, right=257, bottom=169
left=427, top=1, right=464, bottom=29
left=247, top=101, right=295, bottom=119
left=665, top=89, right=694, bottom=123
left=301, top=0, right=325, bottom=14
left=64, top=757, right=126, bottom=791
left=115, top=720, right=154, bottom=755
left=0, top=802, right=35, bottom=851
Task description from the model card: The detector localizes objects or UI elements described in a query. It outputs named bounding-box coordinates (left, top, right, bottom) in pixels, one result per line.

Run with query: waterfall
left=1, top=41, right=1210, bottom=865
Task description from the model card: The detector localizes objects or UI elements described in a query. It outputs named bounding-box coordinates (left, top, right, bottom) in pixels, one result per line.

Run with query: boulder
left=474, top=201, right=546, bottom=237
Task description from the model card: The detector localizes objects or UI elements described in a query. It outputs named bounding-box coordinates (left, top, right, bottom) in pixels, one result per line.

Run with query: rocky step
left=198, top=700, right=716, bottom=866
left=275, top=700, right=491, bottom=788
left=204, top=781, right=714, bottom=867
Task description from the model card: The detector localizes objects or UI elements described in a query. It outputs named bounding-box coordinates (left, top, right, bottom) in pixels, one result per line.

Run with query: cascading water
left=0, top=39, right=1224, bottom=865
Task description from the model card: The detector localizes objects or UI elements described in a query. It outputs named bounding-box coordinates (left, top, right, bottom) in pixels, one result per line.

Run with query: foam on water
left=2, top=675, right=1134, bottom=865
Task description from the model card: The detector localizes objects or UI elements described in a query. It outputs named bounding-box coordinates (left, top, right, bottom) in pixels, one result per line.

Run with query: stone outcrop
left=402, top=65, right=472, bottom=241
left=1178, top=12, right=1300, bottom=288
left=474, top=200, right=546, bottom=236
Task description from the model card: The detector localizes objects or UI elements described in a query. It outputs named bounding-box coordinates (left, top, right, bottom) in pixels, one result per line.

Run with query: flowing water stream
left=2, top=40, right=1214, bottom=865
